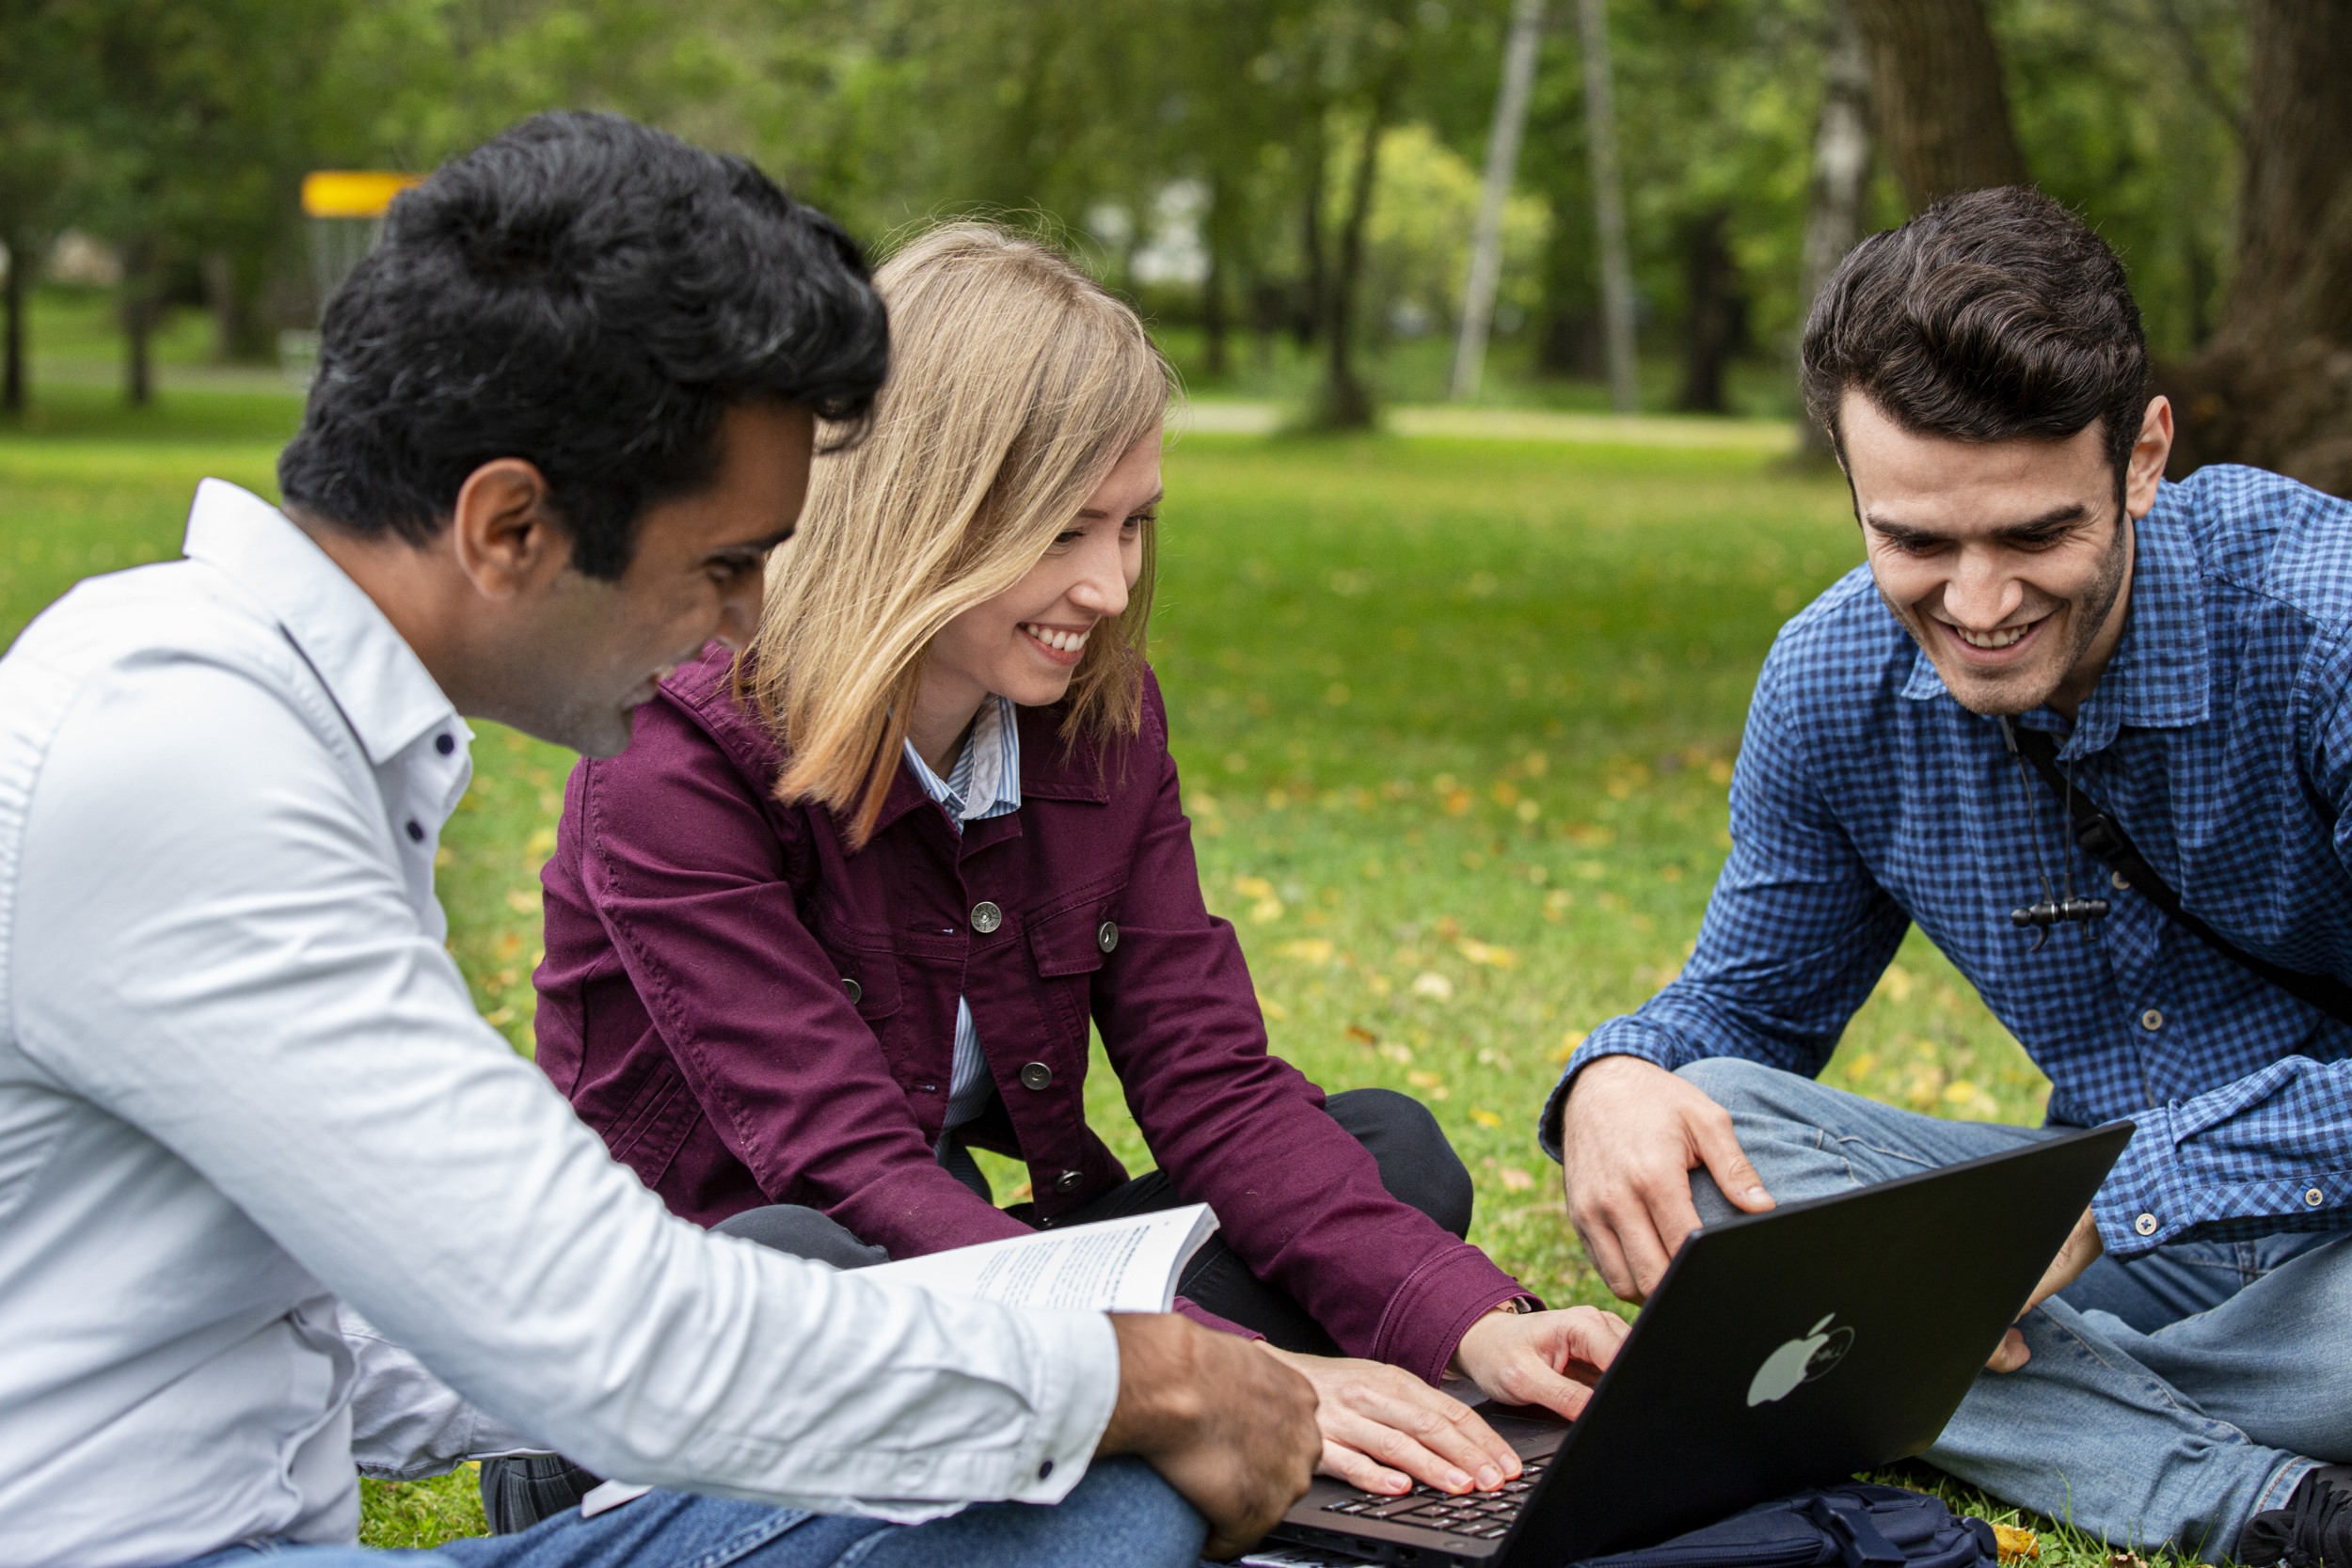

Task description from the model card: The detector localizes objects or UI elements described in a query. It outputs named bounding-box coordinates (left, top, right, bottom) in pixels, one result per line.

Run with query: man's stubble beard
left=1888, top=509, right=2132, bottom=720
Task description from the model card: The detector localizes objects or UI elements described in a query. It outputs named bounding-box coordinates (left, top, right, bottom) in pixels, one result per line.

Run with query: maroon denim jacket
left=533, top=646, right=1526, bottom=1384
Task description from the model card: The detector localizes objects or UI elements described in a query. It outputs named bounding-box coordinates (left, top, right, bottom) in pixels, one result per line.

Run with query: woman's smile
left=1020, top=620, right=1093, bottom=664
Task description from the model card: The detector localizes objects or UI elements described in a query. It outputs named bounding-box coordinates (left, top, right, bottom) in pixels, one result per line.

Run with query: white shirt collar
left=182, top=479, right=461, bottom=766
left=902, top=695, right=1022, bottom=827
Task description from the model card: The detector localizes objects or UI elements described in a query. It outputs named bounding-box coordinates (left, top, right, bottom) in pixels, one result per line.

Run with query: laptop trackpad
left=1477, top=1404, right=1569, bottom=1461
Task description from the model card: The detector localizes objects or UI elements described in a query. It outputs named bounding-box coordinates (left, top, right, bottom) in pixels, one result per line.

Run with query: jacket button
left=2110, top=869, right=2130, bottom=891
left=841, top=976, right=862, bottom=1005
left=1054, top=1170, right=1085, bottom=1194
left=2134, top=1212, right=2158, bottom=1236
left=1097, top=921, right=1119, bottom=953
left=2307, top=1187, right=2327, bottom=1208
left=1020, top=1061, right=1054, bottom=1091
left=970, top=900, right=1003, bottom=934
left=2140, top=1008, right=2164, bottom=1032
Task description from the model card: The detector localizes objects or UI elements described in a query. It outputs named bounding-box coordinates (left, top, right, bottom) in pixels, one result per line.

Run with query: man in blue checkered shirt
left=1542, top=187, right=2351, bottom=1566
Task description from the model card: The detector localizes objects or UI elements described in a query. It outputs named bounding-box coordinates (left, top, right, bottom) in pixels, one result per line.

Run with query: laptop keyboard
left=1317, top=1451, right=1550, bottom=1541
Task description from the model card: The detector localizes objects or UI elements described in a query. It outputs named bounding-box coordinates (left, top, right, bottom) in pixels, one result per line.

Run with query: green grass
left=0, top=390, right=2187, bottom=1567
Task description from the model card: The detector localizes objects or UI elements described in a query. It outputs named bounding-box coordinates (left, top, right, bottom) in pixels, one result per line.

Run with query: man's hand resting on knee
left=1558, top=1056, right=1775, bottom=1301
left=1988, top=1204, right=2103, bottom=1372
left=1097, top=1313, right=1320, bottom=1559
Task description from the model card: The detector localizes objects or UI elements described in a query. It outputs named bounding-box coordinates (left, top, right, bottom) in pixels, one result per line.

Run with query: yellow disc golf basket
left=281, top=170, right=422, bottom=385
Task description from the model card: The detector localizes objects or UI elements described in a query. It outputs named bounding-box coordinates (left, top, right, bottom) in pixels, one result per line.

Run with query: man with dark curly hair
left=0, top=111, right=1315, bottom=1568
left=1547, top=187, right=2352, bottom=1566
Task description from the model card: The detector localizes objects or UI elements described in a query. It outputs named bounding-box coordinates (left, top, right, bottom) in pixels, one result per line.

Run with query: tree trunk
left=1677, top=208, right=1740, bottom=415
left=121, top=237, right=156, bottom=408
left=3, top=229, right=24, bottom=415
left=1295, top=116, right=1329, bottom=348
left=1204, top=177, right=1242, bottom=380
left=2168, top=2, right=2352, bottom=497
left=1850, top=0, right=2026, bottom=209
left=1202, top=236, right=1230, bottom=379
left=1451, top=0, right=1547, bottom=403
left=1797, top=0, right=1872, bottom=457
left=1317, top=87, right=1396, bottom=431
left=1577, top=0, right=1638, bottom=414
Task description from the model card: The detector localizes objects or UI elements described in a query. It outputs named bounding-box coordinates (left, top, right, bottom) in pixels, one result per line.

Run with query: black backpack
left=1574, top=1484, right=1999, bottom=1568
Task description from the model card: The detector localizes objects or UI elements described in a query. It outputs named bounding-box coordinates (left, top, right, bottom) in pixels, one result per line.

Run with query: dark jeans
left=484, top=1087, right=1468, bottom=1532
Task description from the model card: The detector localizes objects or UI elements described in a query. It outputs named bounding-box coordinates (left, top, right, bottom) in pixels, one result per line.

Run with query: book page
left=862, top=1203, right=1218, bottom=1313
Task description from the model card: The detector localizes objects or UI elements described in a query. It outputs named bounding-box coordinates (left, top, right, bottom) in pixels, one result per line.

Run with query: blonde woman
left=528, top=225, right=1627, bottom=1528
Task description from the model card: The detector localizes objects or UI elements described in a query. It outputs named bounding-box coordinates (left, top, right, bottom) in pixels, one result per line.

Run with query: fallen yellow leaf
left=1406, top=1069, right=1444, bottom=1090
left=1254, top=990, right=1289, bottom=1021
left=1232, top=875, right=1275, bottom=900
left=1410, top=972, right=1454, bottom=1002
left=1994, top=1527, right=2038, bottom=1563
left=1456, top=939, right=1518, bottom=969
left=1279, top=938, right=1336, bottom=964
left=1344, top=1024, right=1378, bottom=1045
left=1470, top=1107, right=1502, bottom=1129
left=503, top=887, right=538, bottom=914
left=526, top=826, right=558, bottom=859
left=1498, top=1165, right=1534, bottom=1192
left=1550, top=1029, right=1588, bottom=1065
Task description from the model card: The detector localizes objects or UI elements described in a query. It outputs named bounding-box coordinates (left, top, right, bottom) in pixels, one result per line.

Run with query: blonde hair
left=743, top=223, right=1173, bottom=847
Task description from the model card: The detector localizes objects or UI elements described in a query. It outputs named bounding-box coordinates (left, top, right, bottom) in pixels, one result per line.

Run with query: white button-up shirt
left=0, top=481, right=1118, bottom=1568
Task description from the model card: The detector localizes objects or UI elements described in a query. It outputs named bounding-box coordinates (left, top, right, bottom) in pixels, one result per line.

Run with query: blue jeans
left=1679, top=1058, right=2352, bottom=1560
left=178, top=1457, right=1201, bottom=1568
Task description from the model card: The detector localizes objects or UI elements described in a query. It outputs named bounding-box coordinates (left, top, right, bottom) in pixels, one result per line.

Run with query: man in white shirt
left=0, top=110, right=1317, bottom=1568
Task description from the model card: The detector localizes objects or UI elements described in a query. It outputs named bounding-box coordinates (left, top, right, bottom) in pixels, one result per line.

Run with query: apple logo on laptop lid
left=1746, top=1313, right=1857, bottom=1407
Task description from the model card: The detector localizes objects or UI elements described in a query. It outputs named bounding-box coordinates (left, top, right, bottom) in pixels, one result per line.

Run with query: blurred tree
left=1452, top=0, right=1546, bottom=402
left=1675, top=205, right=1742, bottom=413
left=2169, top=0, right=2352, bottom=496
left=1851, top=0, right=2026, bottom=206
left=1313, top=3, right=1419, bottom=429
left=0, top=0, right=87, bottom=412
left=38, top=0, right=355, bottom=400
left=1794, top=0, right=1870, bottom=454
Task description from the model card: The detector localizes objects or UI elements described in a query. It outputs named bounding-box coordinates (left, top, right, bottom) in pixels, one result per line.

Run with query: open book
left=861, top=1202, right=1219, bottom=1313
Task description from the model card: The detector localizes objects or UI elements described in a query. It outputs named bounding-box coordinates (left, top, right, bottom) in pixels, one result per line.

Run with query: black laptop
left=1267, top=1122, right=2133, bottom=1567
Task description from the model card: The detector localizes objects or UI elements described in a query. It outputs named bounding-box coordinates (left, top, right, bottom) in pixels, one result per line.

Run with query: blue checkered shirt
left=1544, top=466, right=2352, bottom=1259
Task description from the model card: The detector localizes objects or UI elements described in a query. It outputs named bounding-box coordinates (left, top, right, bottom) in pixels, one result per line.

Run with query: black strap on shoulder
left=2005, top=722, right=2352, bottom=1023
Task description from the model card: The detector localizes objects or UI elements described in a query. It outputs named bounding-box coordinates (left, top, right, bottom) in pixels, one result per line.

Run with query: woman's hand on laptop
left=1453, top=1304, right=1632, bottom=1421
left=1257, top=1345, right=1525, bottom=1497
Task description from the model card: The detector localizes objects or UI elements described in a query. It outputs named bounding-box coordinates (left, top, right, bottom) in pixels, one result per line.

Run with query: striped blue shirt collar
left=1898, top=502, right=2212, bottom=757
left=902, top=695, right=1023, bottom=830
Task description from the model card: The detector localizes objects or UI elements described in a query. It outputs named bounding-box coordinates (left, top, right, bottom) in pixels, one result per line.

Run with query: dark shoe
left=479, top=1453, right=604, bottom=1534
left=2240, top=1465, right=2352, bottom=1567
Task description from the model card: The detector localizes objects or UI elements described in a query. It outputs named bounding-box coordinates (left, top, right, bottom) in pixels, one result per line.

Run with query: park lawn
left=1, top=388, right=2161, bottom=1565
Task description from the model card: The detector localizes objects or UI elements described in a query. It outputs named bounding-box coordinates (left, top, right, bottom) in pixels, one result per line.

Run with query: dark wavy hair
left=1801, top=186, right=2148, bottom=488
left=278, top=112, right=889, bottom=580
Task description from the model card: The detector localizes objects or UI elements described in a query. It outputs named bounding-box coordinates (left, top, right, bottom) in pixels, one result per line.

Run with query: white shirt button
left=2307, top=1187, right=2326, bottom=1208
left=2110, top=870, right=2130, bottom=891
left=2134, top=1212, right=2158, bottom=1236
left=2140, top=1008, right=2164, bottom=1031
